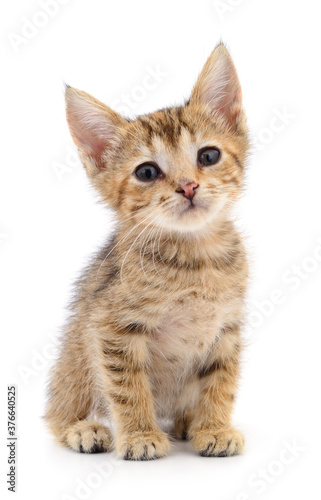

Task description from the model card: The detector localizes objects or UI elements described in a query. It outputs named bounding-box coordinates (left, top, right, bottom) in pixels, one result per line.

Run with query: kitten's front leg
left=189, top=324, right=244, bottom=457
left=102, top=331, right=170, bottom=460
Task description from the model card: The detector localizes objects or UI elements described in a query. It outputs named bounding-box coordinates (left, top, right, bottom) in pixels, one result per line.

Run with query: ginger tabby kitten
left=45, top=44, right=249, bottom=460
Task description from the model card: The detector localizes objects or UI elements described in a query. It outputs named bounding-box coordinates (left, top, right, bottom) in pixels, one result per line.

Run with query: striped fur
left=45, top=44, right=249, bottom=459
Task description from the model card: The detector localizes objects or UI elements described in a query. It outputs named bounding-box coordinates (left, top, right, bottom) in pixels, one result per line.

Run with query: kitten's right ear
left=65, top=86, right=126, bottom=175
left=188, top=44, right=244, bottom=130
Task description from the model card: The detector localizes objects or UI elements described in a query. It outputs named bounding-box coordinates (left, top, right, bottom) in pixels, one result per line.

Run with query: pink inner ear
left=67, top=119, right=110, bottom=170
left=76, top=125, right=109, bottom=160
left=65, top=87, right=126, bottom=171
left=213, top=83, right=242, bottom=123
left=204, top=59, right=242, bottom=124
left=190, top=46, right=243, bottom=127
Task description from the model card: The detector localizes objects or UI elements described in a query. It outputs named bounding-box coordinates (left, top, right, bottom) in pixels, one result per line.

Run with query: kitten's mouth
left=182, top=199, right=203, bottom=212
left=179, top=203, right=196, bottom=216
left=166, top=199, right=214, bottom=232
left=178, top=200, right=208, bottom=220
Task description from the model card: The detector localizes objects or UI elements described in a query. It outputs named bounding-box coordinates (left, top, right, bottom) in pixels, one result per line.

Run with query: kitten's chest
left=149, top=292, right=230, bottom=361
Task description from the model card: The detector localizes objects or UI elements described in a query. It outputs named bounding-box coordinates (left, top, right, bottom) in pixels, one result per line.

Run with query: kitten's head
left=66, top=44, right=248, bottom=235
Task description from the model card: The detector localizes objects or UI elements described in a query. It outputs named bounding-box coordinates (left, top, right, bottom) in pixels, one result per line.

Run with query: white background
left=1, top=0, right=321, bottom=499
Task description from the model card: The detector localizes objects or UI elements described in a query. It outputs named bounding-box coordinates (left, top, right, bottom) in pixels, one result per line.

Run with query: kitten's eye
left=198, top=147, right=221, bottom=166
left=135, top=163, right=162, bottom=182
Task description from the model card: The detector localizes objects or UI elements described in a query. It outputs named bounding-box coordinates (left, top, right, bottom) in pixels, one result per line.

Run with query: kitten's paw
left=117, top=431, right=171, bottom=460
left=191, top=427, right=244, bottom=457
left=65, top=420, right=113, bottom=453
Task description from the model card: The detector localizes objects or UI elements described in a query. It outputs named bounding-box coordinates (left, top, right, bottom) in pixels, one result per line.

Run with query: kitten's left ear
left=189, top=44, right=244, bottom=129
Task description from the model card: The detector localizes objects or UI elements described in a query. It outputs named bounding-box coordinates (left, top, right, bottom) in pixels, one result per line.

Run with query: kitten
left=45, top=43, right=249, bottom=460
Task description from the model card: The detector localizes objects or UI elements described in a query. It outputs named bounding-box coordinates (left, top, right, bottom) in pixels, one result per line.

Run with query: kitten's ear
left=65, top=86, right=126, bottom=174
left=189, top=44, right=243, bottom=128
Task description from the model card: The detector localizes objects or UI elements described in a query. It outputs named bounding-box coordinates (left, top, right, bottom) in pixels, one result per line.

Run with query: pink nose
left=176, top=181, right=199, bottom=201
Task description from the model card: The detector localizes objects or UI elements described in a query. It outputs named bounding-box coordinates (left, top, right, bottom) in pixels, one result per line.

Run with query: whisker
left=96, top=210, right=156, bottom=281
left=119, top=214, right=162, bottom=284
left=157, top=219, right=167, bottom=265
left=139, top=222, right=159, bottom=277
left=118, top=206, right=153, bottom=224
left=151, top=216, right=166, bottom=276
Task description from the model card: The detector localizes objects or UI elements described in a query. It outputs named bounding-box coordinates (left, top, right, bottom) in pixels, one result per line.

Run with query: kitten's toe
left=191, top=427, right=244, bottom=457
left=65, top=420, right=113, bottom=453
left=117, top=430, right=170, bottom=460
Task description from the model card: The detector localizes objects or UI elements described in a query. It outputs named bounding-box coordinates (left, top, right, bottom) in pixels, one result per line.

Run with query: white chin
left=167, top=206, right=216, bottom=233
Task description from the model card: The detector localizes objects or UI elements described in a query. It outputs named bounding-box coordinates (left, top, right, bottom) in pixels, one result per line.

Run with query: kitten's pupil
left=198, top=148, right=220, bottom=166
left=135, top=163, right=161, bottom=182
